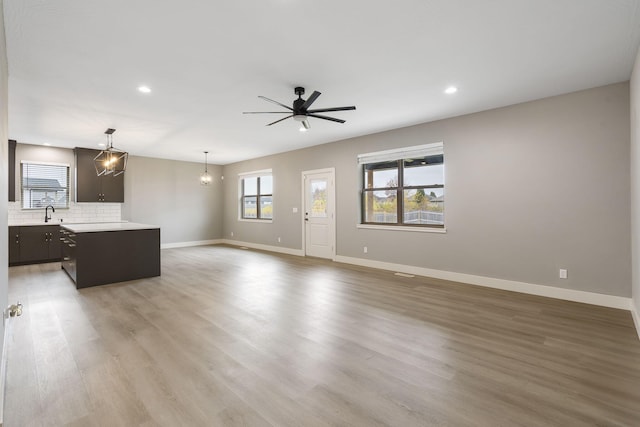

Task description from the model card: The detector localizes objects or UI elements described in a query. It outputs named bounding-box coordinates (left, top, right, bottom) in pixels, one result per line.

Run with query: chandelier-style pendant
left=94, top=128, right=128, bottom=177
left=200, top=151, right=212, bottom=185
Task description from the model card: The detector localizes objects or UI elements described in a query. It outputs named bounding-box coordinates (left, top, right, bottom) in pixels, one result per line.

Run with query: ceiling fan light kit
left=243, top=86, right=356, bottom=130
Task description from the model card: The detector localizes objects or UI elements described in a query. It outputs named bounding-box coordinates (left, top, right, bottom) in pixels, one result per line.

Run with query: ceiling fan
left=243, top=87, right=356, bottom=130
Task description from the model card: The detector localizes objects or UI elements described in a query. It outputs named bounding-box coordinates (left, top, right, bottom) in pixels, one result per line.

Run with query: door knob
left=8, top=302, right=23, bottom=317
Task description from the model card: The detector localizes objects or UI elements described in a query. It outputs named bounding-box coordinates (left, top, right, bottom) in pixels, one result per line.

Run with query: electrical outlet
left=559, top=269, right=568, bottom=279
left=364, top=246, right=368, bottom=254
left=292, top=207, right=298, bottom=213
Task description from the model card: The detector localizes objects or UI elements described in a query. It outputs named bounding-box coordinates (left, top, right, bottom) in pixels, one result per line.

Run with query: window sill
left=238, top=218, right=273, bottom=224
left=357, top=224, right=446, bottom=233
left=20, top=207, right=70, bottom=211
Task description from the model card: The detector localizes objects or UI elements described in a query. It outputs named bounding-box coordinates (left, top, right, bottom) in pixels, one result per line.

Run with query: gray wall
left=0, top=0, right=8, bottom=358
left=121, top=156, right=223, bottom=244
left=14, top=144, right=75, bottom=200
left=632, top=47, right=640, bottom=316
left=223, top=82, right=631, bottom=298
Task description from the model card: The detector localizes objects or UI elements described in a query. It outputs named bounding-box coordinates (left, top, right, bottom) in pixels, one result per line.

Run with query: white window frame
left=238, top=169, right=273, bottom=223
left=357, top=142, right=446, bottom=233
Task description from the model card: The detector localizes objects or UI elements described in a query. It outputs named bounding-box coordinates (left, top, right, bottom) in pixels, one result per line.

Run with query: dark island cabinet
left=75, top=147, right=124, bottom=202
left=8, top=225, right=61, bottom=266
left=60, top=225, right=160, bottom=289
left=60, top=228, right=76, bottom=282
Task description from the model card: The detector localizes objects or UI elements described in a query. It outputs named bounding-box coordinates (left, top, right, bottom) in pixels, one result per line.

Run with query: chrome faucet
left=44, top=205, right=55, bottom=223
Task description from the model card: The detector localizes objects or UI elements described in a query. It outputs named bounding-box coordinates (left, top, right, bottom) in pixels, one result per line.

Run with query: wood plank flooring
left=4, top=244, right=640, bottom=426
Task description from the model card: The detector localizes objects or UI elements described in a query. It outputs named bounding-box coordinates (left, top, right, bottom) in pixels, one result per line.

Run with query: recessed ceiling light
left=444, top=86, right=458, bottom=94
left=98, top=143, right=106, bottom=147
left=43, top=143, right=51, bottom=146
left=299, top=126, right=308, bottom=132
left=138, top=85, right=151, bottom=93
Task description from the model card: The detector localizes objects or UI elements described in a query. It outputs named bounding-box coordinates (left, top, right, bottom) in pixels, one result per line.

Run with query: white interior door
left=303, top=169, right=335, bottom=259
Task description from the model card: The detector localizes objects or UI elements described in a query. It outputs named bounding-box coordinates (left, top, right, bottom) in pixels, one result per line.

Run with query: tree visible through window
left=21, top=162, right=70, bottom=209
left=360, top=145, right=444, bottom=227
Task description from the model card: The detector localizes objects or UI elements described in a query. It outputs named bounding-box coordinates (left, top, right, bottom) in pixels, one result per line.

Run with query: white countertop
left=61, top=222, right=160, bottom=233
left=9, top=220, right=128, bottom=227
left=9, top=222, right=62, bottom=227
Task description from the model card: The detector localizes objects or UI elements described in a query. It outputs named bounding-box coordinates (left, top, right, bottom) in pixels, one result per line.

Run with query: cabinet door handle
left=68, top=244, right=76, bottom=247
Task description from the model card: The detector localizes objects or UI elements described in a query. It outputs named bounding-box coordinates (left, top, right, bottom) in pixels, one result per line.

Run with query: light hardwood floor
left=4, top=245, right=640, bottom=426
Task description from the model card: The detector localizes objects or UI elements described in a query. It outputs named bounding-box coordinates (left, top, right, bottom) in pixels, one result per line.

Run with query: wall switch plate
left=364, top=246, right=368, bottom=254
left=277, top=237, right=281, bottom=243
left=559, top=269, right=568, bottom=279
left=230, top=231, right=234, bottom=237
left=292, top=207, right=298, bottom=213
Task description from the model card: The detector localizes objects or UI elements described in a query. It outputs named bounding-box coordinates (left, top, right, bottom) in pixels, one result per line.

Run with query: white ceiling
left=4, top=0, right=640, bottom=165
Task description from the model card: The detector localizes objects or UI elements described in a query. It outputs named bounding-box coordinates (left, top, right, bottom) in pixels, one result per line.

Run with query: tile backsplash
left=8, top=202, right=122, bottom=225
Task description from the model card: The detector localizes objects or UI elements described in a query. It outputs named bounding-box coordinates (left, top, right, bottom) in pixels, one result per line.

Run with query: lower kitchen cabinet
left=8, top=225, right=61, bottom=266
left=8, top=226, right=20, bottom=265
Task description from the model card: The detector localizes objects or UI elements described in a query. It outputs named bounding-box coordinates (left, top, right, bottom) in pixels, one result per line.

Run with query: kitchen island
left=60, top=222, right=160, bottom=288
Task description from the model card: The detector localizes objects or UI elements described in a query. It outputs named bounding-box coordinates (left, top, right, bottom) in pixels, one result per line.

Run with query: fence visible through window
left=371, top=211, right=444, bottom=225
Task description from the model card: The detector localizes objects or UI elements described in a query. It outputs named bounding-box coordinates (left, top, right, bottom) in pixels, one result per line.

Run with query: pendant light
left=200, top=151, right=212, bottom=185
left=94, top=128, right=128, bottom=177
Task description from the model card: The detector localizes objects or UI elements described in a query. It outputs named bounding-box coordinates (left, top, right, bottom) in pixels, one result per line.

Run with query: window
left=240, top=170, right=273, bottom=220
left=359, top=143, right=444, bottom=227
left=21, top=161, right=70, bottom=209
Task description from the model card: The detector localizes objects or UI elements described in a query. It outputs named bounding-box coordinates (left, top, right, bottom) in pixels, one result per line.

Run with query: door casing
left=301, top=167, right=336, bottom=260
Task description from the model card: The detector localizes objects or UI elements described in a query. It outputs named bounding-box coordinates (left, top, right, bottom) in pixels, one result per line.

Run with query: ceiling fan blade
left=266, top=115, right=293, bottom=126
left=258, top=96, right=293, bottom=111
left=307, top=106, right=356, bottom=113
left=307, top=113, right=346, bottom=124
left=243, top=111, right=291, bottom=114
left=302, top=120, right=310, bottom=130
left=301, top=91, right=321, bottom=110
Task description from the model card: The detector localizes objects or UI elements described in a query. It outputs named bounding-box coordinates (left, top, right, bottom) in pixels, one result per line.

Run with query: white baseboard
left=159, top=241, right=635, bottom=315
left=334, top=255, right=632, bottom=311
left=632, top=302, right=640, bottom=341
left=220, top=239, right=305, bottom=257
left=161, top=239, right=223, bottom=249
